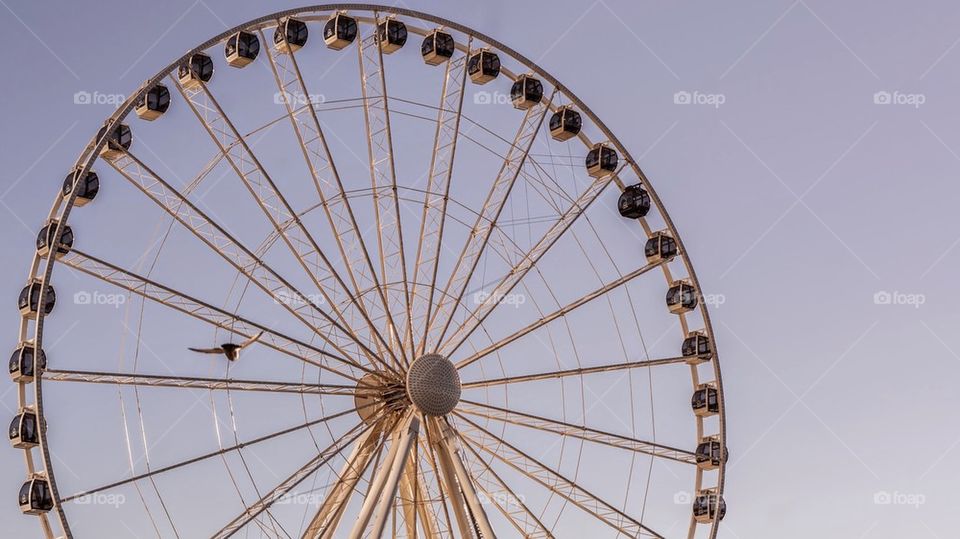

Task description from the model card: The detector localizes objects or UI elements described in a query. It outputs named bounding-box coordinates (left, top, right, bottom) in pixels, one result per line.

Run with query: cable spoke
left=107, top=150, right=384, bottom=376
left=43, top=369, right=359, bottom=396
left=174, top=75, right=402, bottom=374
left=60, top=249, right=361, bottom=382
left=456, top=259, right=662, bottom=370
left=213, top=422, right=370, bottom=539
left=261, top=28, right=397, bottom=371
left=455, top=414, right=664, bottom=539
left=440, top=162, right=629, bottom=358
left=358, top=16, right=413, bottom=365
left=458, top=400, right=696, bottom=465
left=461, top=355, right=689, bottom=389
left=409, top=38, right=472, bottom=358
left=425, top=89, right=557, bottom=352
left=61, top=405, right=368, bottom=503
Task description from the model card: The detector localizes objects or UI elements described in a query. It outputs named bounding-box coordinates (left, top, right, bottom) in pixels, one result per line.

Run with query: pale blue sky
left=1, top=0, right=959, bottom=537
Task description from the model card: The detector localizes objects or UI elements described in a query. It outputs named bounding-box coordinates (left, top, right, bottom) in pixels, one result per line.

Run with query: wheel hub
left=406, top=354, right=461, bottom=416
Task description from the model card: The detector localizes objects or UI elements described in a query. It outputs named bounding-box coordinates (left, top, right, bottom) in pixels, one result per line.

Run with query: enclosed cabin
left=645, top=231, right=677, bottom=264
left=468, top=49, right=501, bottom=85
left=9, top=342, right=46, bottom=383
left=36, top=220, right=73, bottom=258
left=693, top=489, right=726, bottom=523
left=62, top=168, right=99, bottom=207
left=695, top=435, right=726, bottom=471
left=377, top=18, right=407, bottom=54
left=617, top=183, right=649, bottom=219
left=225, top=31, right=260, bottom=67
left=586, top=143, right=618, bottom=178
left=96, top=122, right=132, bottom=160
left=134, top=84, right=171, bottom=121
left=19, top=475, right=53, bottom=515
left=177, top=52, right=214, bottom=89
left=275, top=17, right=309, bottom=53
left=511, top=74, right=544, bottom=110
left=666, top=278, right=697, bottom=314
left=9, top=407, right=39, bottom=449
left=691, top=382, right=720, bottom=417
left=421, top=29, right=455, bottom=65
left=680, top=329, right=713, bottom=365
left=682, top=329, right=711, bottom=363
left=549, top=106, right=582, bottom=141
left=18, top=279, right=56, bottom=318
left=324, top=13, right=357, bottom=50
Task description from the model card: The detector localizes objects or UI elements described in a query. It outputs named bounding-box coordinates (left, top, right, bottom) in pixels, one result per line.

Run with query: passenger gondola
left=586, top=143, right=618, bottom=178
left=693, top=489, right=726, bottom=523
left=177, top=52, right=214, bottom=89
left=510, top=74, right=544, bottom=109
left=225, top=31, right=260, bottom=67
left=134, top=84, right=171, bottom=121
left=324, top=13, right=357, bottom=50
left=645, top=230, right=677, bottom=263
left=666, top=279, right=697, bottom=314
left=549, top=106, right=581, bottom=141
left=691, top=383, right=720, bottom=417
left=19, top=475, right=53, bottom=515
left=18, top=280, right=55, bottom=317
left=9, top=342, right=46, bottom=383
left=9, top=408, right=39, bottom=449
left=377, top=18, right=407, bottom=53
left=36, top=221, right=73, bottom=258
left=468, top=49, right=500, bottom=84
left=421, top=29, right=455, bottom=65
left=96, top=122, right=132, bottom=160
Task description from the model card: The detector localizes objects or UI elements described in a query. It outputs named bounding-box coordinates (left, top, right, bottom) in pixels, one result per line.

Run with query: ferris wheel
left=12, top=5, right=727, bottom=538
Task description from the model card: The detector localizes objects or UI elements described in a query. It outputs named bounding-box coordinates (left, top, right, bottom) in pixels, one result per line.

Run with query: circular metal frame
left=15, top=5, right=727, bottom=537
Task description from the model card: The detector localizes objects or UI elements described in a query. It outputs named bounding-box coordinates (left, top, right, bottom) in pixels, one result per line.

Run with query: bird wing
left=189, top=346, right=223, bottom=355
left=240, top=331, right=265, bottom=349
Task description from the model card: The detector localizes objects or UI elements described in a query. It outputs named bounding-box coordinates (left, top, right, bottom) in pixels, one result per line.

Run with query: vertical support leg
left=303, top=428, right=380, bottom=538
left=436, top=418, right=497, bottom=539
left=369, top=415, right=421, bottom=537
left=428, top=418, right=476, bottom=539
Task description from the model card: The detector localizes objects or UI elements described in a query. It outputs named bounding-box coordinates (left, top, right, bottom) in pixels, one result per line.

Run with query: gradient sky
left=1, top=0, right=959, bottom=537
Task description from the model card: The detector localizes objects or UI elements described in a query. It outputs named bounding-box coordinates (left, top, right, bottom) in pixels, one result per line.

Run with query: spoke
left=461, top=356, right=689, bottom=389
left=458, top=400, right=696, bottom=465
left=261, top=28, right=397, bottom=370
left=455, top=414, right=664, bottom=539
left=457, top=429, right=554, bottom=538
left=425, top=89, right=557, bottom=352
left=301, top=427, right=383, bottom=538
left=440, top=162, right=629, bottom=358
left=409, top=39, right=472, bottom=358
left=107, top=150, right=379, bottom=377
left=358, top=16, right=413, bottom=364
left=62, top=405, right=368, bottom=503
left=60, top=249, right=360, bottom=382
left=43, top=369, right=359, bottom=396
left=174, top=75, right=402, bottom=374
left=213, top=422, right=370, bottom=539
left=456, top=259, right=662, bottom=370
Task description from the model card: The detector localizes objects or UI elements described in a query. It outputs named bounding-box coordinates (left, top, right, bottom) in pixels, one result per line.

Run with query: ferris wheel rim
left=16, top=4, right=728, bottom=538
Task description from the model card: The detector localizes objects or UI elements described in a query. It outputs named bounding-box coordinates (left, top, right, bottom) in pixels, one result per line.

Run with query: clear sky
left=1, top=0, right=958, bottom=537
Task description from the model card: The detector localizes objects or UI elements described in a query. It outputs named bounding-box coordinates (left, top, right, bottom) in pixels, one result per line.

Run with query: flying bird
left=189, top=331, right=264, bottom=361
